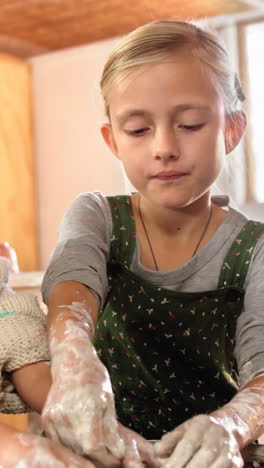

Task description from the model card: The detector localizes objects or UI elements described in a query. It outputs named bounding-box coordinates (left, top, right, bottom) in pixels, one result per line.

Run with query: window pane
left=244, top=21, right=264, bottom=202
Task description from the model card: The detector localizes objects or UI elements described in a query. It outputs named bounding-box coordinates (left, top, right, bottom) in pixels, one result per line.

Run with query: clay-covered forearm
left=44, top=284, right=157, bottom=467
left=210, top=375, right=264, bottom=449
left=12, top=361, right=52, bottom=414
left=42, top=281, right=126, bottom=465
left=47, top=281, right=99, bottom=343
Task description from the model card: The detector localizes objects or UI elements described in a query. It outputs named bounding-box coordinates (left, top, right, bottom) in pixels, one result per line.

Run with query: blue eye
left=125, top=128, right=149, bottom=136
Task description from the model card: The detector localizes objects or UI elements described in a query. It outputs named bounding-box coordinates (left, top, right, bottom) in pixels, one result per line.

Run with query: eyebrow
left=116, top=104, right=211, bottom=124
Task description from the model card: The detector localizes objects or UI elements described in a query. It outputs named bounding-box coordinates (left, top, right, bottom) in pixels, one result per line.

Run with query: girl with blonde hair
left=42, top=20, right=264, bottom=467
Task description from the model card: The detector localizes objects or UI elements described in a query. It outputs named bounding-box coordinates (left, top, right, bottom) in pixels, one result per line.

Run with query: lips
left=152, top=171, right=188, bottom=181
left=154, top=171, right=187, bottom=177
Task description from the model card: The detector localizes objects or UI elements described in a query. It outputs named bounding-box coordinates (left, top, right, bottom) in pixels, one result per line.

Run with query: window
left=243, top=21, right=264, bottom=202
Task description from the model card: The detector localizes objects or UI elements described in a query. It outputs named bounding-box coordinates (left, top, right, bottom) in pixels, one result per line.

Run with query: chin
left=155, top=195, right=192, bottom=210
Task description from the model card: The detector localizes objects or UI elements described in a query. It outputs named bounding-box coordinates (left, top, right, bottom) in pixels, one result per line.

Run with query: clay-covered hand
left=118, top=423, right=161, bottom=468
left=42, top=313, right=125, bottom=467
left=154, top=414, right=243, bottom=468
left=0, top=424, right=95, bottom=468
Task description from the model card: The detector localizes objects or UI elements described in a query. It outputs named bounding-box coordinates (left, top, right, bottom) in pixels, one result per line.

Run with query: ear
left=100, top=123, right=120, bottom=158
left=225, top=111, right=247, bottom=154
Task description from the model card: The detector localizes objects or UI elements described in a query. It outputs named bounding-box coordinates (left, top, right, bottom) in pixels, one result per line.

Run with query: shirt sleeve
left=41, top=192, right=113, bottom=309
left=234, top=232, right=264, bottom=387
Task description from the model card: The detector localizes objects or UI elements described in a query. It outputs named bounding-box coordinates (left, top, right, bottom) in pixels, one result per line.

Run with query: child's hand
left=118, top=423, right=161, bottom=468
left=42, top=319, right=125, bottom=468
left=0, top=423, right=95, bottom=468
left=154, top=414, right=243, bottom=467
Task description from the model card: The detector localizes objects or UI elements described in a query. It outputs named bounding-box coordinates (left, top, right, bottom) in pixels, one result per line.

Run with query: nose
left=153, top=127, right=180, bottom=161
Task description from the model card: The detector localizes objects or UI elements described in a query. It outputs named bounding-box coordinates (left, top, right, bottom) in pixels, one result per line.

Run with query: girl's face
left=101, top=54, right=239, bottom=210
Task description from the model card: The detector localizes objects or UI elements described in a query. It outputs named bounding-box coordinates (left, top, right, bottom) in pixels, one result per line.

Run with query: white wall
left=30, top=37, right=127, bottom=269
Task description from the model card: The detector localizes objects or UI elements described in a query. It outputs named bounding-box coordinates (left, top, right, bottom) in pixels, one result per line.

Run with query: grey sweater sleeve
left=234, top=234, right=264, bottom=387
left=42, top=192, right=112, bottom=307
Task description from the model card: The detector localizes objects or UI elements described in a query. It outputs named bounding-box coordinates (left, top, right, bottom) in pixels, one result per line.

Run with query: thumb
left=123, top=438, right=144, bottom=468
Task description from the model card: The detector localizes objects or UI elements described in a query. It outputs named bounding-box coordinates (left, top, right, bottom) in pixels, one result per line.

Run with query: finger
left=58, top=448, right=97, bottom=468
left=43, top=409, right=78, bottom=453
left=122, top=437, right=144, bottom=468
left=123, top=457, right=144, bottom=468
left=88, top=448, right=121, bottom=468
left=117, top=424, right=158, bottom=466
left=163, top=438, right=200, bottom=468
left=154, top=429, right=183, bottom=458
left=210, top=452, right=243, bottom=468
left=42, top=400, right=62, bottom=439
left=83, top=461, right=98, bottom=468
left=134, top=437, right=160, bottom=467
left=182, top=447, right=218, bottom=468
left=83, top=406, right=105, bottom=450
left=103, top=398, right=125, bottom=460
left=42, top=415, right=61, bottom=444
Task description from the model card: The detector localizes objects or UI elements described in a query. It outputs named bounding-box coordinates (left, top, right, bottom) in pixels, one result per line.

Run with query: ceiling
left=0, top=0, right=263, bottom=58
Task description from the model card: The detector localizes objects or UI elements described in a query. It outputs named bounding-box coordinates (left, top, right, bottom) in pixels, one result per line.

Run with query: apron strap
left=107, top=198, right=264, bottom=291
left=107, top=195, right=136, bottom=268
left=217, top=220, right=264, bottom=289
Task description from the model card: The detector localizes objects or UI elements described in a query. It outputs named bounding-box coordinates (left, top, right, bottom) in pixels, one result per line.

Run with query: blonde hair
left=100, top=20, right=245, bottom=117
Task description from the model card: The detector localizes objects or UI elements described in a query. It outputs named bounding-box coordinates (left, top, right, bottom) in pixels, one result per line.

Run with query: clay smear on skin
left=155, top=385, right=264, bottom=467
left=45, top=305, right=125, bottom=466
left=227, top=387, right=264, bottom=428
left=158, top=414, right=243, bottom=468
left=57, top=301, right=95, bottom=337
left=13, top=432, right=86, bottom=468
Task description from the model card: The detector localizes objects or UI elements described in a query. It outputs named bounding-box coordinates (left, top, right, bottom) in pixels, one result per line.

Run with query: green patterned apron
left=94, top=195, right=264, bottom=440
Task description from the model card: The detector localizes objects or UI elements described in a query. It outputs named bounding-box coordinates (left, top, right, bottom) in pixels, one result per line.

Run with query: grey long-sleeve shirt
left=42, top=192, right=264, bottom=387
